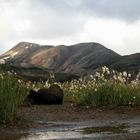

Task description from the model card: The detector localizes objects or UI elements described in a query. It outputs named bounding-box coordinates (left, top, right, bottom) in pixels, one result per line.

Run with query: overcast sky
left=0, top=0, right=140, bottom=55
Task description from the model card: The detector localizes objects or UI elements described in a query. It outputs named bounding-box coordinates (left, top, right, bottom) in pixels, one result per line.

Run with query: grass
left=63, top=67, right=140, bottom=106
left=0, top=65, right=140, bottom=124
left=0, top=72, right=28, bottom=124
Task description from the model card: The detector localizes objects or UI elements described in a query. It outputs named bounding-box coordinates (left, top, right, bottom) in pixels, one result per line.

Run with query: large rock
left=25, top=84, right=63, bottom=105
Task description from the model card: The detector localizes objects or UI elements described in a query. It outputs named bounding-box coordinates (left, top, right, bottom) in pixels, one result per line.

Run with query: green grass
left=79, top=81, right=140, bottom=106
left=0, top=73, right=28, bottom=124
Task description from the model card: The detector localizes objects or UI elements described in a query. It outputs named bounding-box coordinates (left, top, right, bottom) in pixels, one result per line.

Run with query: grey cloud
left=35, top=0, right=140, bottom=22
left=33, top=0, right=83, bottom=17
left=81, top=0, right=140, bottom=21
left=0, top=0, right=140, bottom=55
left=0, top=0, right=85, bottom=40
left=11, top=0, right=140, bottom=41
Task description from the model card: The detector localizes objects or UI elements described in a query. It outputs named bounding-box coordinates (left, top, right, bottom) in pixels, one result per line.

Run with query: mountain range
left=0, top=42, right=140, bottom=81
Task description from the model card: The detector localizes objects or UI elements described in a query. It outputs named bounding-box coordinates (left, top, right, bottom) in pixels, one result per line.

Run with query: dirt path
left=19, top=104, right=140, bottom=124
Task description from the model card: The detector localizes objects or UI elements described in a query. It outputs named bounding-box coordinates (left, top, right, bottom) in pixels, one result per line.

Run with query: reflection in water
left=0, top=131, right=83, bottom=140
left=20, top=131, right=83, bottom=140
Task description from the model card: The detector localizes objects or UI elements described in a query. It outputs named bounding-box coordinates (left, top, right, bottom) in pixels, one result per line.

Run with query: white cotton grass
left=0, top=66, right=140, bottom=109
left=62, top=66, right=140, bottom=106
left=0, top=59, right=5, bottom=64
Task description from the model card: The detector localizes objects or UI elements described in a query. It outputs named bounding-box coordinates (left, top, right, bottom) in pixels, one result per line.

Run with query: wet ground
left=0, top=105, right=140, bottom=140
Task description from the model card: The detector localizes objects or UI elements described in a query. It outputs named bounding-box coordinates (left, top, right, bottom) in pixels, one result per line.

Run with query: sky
left=0, top=0, right=140, bottom=55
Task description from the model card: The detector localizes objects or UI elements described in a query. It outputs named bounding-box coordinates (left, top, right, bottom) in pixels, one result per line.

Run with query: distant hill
left=111, top=53, right=140, bottom=73
left=0, top=42, right=140, bottom=79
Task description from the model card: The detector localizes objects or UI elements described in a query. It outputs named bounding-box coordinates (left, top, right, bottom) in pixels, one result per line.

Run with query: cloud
left=34, top=0, right=140, bottom=22
left=0, top=0, right=85, bottom=40
left=80, top=0, right=140, bottom=22
left=0, top=0, right=140, bottom=55
left=77, top=18, right=140, bottom=54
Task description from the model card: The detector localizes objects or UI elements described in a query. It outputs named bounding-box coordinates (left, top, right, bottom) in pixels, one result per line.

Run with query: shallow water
left=1, top=120, right=140, bottom=140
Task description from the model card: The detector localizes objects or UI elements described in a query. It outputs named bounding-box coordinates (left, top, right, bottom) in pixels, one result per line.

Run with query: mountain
left=1, top=42, right=54, bottom=67
left=0, top=42, right=121, bottom=76
left=1, top=41, right=140, bottom=82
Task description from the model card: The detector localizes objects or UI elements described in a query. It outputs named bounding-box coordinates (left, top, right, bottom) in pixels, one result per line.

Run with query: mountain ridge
left=0, top=42, right=140, bottom=77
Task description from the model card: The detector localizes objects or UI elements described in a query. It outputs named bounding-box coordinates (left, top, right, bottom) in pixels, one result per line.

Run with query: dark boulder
left=25, top=84, right=63, bottom=105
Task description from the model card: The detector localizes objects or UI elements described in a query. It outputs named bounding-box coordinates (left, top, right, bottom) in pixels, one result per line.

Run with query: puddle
left=1, top=121, right=140, bottom=140
left=20, top=131, right=83, bottom=140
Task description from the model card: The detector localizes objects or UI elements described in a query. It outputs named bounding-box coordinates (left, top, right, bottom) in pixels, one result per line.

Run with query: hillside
left=0, top=42, right=140, bottom=81
left=0, top=42, right=121, bottom=76
left=111, top=53, right=140, bottom=73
